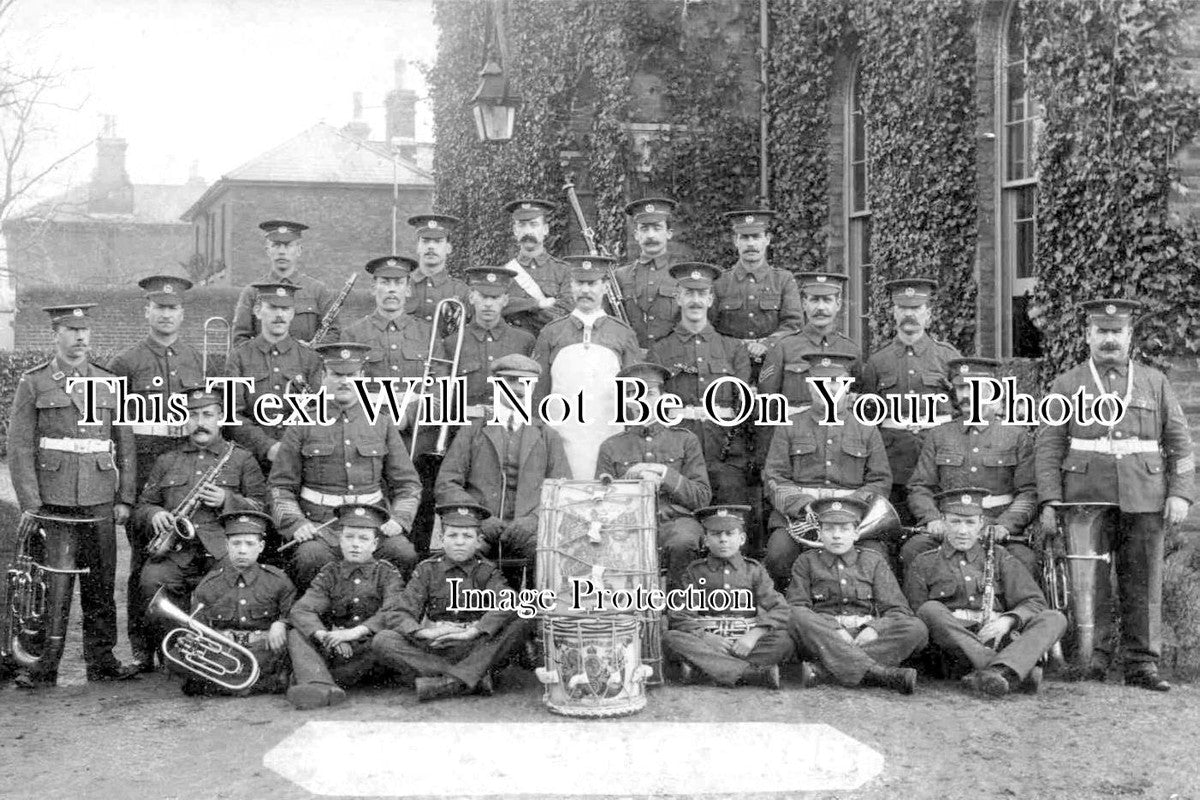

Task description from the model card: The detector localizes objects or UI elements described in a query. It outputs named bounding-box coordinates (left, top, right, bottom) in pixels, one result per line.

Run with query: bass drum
left=549, top=342, right=622, bottom=480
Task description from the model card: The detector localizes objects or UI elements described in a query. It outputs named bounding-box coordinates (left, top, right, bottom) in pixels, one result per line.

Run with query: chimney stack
left=88, top=115, right=134, bottom=214
left=385, top=58, right=418, bottom=146
left=342, top=91, right=371, bottom=140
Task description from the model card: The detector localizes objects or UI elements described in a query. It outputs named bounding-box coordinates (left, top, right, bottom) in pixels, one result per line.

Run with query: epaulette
left=21, top=361, right=51, bottom=376
left=197, top=565, right=225, bottom=586
left=89, top=361, right=116, bottom=377
left=909, top=547, right=941, bottom=567
left=743, top=555, right=764, bottom=568
left=416, top=554, right=445, bottom=568
left=260, top=563, right=289, bottom=579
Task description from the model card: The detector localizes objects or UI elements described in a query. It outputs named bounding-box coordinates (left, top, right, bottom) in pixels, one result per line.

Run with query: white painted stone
left=264, top=721, right=883, bottom=796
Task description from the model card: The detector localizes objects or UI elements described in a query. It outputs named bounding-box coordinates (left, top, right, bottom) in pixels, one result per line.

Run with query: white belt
left=670, top=405, right=735, bottom=421
left=981, top=493, right=1013, bottom=509
left=835, top=615, right=874, bottom=629
left=788, top=405, right=811, bottom=416
left=38, top=437, right=113, bottom=454
left=130, top=423, right=186, bottom=437
left=952, top=609, right=985, bottom=625
left=1069, top=437, right=1159, bottom=455
left=465, top=405, right=490, bottom=419
left=799, top=487, right=853, bottom=500
left=880, top=415, right=954, bottom=432
left=300, top=488, right=384, bottom=507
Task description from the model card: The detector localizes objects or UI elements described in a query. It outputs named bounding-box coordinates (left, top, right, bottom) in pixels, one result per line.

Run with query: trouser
left=880, top=428, right=923, bottom=526
left=291, top=535, right=417, bottom=593
left=139, top=547, right=214, bottom=656
left=917, top=601, right=1067, bottom=680
left=1091, top=510, right=1165, bottom=669
left=788, top=607, right=928, bottom=686
left=128, top=435, right=187, bottom=658
left=372, top=617, right=532, bottom=690
left=899, top=534, right=1038, bottom=581
left=480, top=520, right=537, bottom=563
left=287, top=629, right=380, bottom=689
left=32, top=504, right=119, bottom=677
left=765, top=515, right=889, bottom=588
left=174, top=634, right=290, bottom=696
left=659, top=517, right=703, bottom=591
left=663, top=628, right=795, bottom=685
left=406, top=428, right=442, bottom=556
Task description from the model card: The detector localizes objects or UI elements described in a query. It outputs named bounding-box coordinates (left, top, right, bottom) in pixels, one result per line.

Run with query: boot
left=676, top=661, right=697, bottom=685
left=475, top=672, right=494, bottom=696
left=1019, top=665, right=1043, bottom=695
left=743, top=664, right=781, bottom=690
left=287, top=682, right=346, bottom=709
left=798, top=661, right=818, bottom=689
left=1124, top=667, right=1170, bottom=692
left=416, top=675, right=468, bottom=702
left=964, top=667, right=1010, bottom=697
left=863, top=665, right=916, bottom=695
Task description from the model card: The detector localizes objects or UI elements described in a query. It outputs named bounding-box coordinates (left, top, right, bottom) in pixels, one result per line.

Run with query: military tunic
left=501, top=251, right=573, bottom=336
left=406, top=268, right=471, bottom=323
left=757, top=323, right=862, bottom=407
left=761, top=409, right=892, bottom=582
left=595, top=423, right=712, bottom=587
left=342, top=310, right=442, bottom=383
left=905, top=542, right=1066, bottom=681
left=786, top=548, right=927, bottom=686
left=7, top=358, right=137, bottom=673
left=288, top=559, right=404, bottom=689
left=225, top=335, right=323, bottom=463
left=186, top=561, right=295, bottom=694
left=710, top=262, right=804, bottom=345
left=664, top=553, right=794, bottom=685
left=231, top=270, right=335, bottom=346
left=903, top=415, right=1038, bottom=573
left=1034, top=358, right=1196, bottom=668
left=373, top=554, right=531, bottom=690
left=612, top=253, right=682, bottom=348
left=452, top=320, right=536, bottom=409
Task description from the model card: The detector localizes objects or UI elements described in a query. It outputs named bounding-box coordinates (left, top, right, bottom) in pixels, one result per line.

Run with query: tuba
left=787, top=495, right=902, bottom=549
left=149, top=587, right=260, bottom=691
left=145, top=442, right=237, bottom=558
left=410, top=297, right=465, bottom=462
left=2, top=511, right=98, bottom=674
left=1050, top=502, right=1115, bottom=668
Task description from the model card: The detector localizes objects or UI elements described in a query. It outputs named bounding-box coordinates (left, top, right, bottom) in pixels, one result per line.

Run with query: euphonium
left=410, top=297, right=465, bottom=462
left=149, top=587, right=260, bottom=691
left=145, top=442, right=237, bottom=558
left=2, top=511, right=97, bottom=673
left=1053, top=501, right=1115, bottom=668
left=786, top=507, right=821, bottom=546
left=789, top=495, right=902, bottom=549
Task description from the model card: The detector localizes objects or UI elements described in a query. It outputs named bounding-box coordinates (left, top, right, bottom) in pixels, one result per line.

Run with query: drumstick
left=278, top=518, right=338, bottom=552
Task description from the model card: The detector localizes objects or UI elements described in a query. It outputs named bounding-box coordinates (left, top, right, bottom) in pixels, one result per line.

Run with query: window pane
left=1012, top=294, right=1042, bottom=358
left=1006, top=122, right=1026, bottom=181
left=853, top=115, right=865, bottom=161
left=1007, top=66, right=1026, bottom=116
left=852, top=164, right=867, bottom=212
left=1006, top=6, right=1023, bottom=56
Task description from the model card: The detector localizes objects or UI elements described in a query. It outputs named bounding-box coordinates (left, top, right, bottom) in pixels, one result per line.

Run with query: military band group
left=3, top=195, right=1195, bottom=709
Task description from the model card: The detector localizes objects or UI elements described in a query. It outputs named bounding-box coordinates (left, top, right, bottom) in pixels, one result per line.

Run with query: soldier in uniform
left=135, top=385, right=267, bottom=666
left=595, top=362, right=712, bottom=589
left=373, top=503, right=532, bottom=702
left=905, top=488, right=1066, bottom=697
left=435, top=355, right=572, bottom=566
left=7, top=302, right=139, bottom=686
left=107, top=274, right=204, bottom=668
left=710, top=210, right=803, bottom=377
left=287, top=502, right=405, bottom=709
left=787, top=497, right=928, bottom=694
left=663, top=504, right=793, bottom=688
left=231, top=220, right=336, bottom=346
left=903, top=357, right=1038, bottom=576
left=1035, top=298, right=1195, bottom=691
left=859, top=277, right=961, bottom=525
left=268, top=342, right=421, bottom=590
left=454, top=265, right=535, bottom=421
left=761, top=351, right=892, bottom=585
left=647, top=262, right=755, bottom=525
left=499, top=198, right=573, bottom=336
left=406, top=213, right=471, bottom=324
left=612, top=197, right=682, bottom=349
left=225, top=282, right=323, bottom=472
left=180, top=510, right=294, bottom=696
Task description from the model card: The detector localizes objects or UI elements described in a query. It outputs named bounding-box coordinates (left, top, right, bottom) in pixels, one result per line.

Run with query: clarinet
left=303, top=272, right=357, bottom=347
left=980, top=525, right=998, bottom=634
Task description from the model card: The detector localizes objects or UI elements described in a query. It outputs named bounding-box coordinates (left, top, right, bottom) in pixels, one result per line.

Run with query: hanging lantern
left=470, top=60, right=521, bottom=143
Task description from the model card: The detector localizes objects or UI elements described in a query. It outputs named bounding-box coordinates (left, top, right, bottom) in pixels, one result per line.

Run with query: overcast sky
left=5, top=0, right=438, bottom=201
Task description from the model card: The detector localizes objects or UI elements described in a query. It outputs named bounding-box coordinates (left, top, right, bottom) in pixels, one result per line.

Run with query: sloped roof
left=12, top=182, right=205, bottom=225
left=223, top=122, right=432, bottom=185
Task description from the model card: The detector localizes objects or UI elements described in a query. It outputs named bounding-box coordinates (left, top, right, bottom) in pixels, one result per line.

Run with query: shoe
left=677, top=661, right=696, bottom=685
left=1020, top=665, right=1044, bottom=695
left=14, top=670, right=54, bottom=690
left=86, top=661, right=140, bottom=682
left=750, top=664, right=781, bottom=690
left=1124, top=669, right=1170, bottom=692
left=864, top=666, right=916, bottom=695
left=475, top=673, right=494, bottom=696
left=415, top=675, right=468, bottom=702
left=327, top=686, right=348, bottom=707
left=287, top=682, right=341, bottom=710
left=970, top=668, right=1010, bottom=697
left=798, top=661, right=817, bottom=689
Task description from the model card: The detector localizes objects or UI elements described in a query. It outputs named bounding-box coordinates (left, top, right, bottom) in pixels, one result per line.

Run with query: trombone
left=410, top=297, right=465, bottom=462
left=202, top=316, right=232, bottom=381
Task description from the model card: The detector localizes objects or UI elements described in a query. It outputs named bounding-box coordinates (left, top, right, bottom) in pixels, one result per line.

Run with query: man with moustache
left=406, top=213, right=471, bottom=324
left=711, top=210, right=804, bottom=378
left=612, top=197, right=683, bottom=349
left=107, top=274, right=205, bottom=669
left=859, top=278, right=961, bottom=527
left=226, top=283, right=323, bottom=473
left=269, top=343, right=422, bottom=590
left=1035, top=299, right=1194, bottom=691
left=7, top=303, right=139, bottom=687
left=134, top=385, right=267, bottom=663
left=452, top=266, right=535, bottom=420
left=648, top=262, right=755, bottom=525
left=231, top=220, right=336, bottom=346
left=500, top=198, right=573, bottom=336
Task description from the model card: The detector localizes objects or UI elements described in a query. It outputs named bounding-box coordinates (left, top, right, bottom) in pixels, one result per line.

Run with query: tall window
left=846, top=60, right=872, bottom=349
left=1000, top=3, right=1041, bottom=357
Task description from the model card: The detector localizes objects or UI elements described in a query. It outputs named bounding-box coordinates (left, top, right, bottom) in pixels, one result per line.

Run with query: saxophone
left=145, top=442, right=237, bottom=557
left=303, top=272, right=357, bottom=347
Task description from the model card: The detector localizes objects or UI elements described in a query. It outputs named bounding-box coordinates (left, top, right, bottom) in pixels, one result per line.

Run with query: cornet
left=149, top=587, right=261, bottom=692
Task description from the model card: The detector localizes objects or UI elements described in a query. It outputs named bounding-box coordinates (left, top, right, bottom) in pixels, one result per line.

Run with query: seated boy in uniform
left=286, top=502, right=405, bottom=709
left=787, top=497, right=928, bottom=694
left=373, top=503, right=531, bottom=702
left=179, top=510, right=293, bottom=696
left=905, top=487, right=1067, bottom=696
left=664, top=504, right=793, bottom=688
